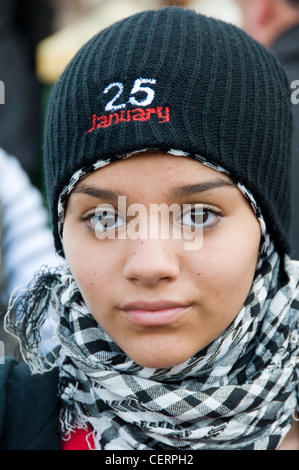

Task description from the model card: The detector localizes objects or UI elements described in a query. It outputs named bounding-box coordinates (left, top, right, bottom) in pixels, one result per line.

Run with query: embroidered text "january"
left=87, top=106, right=170, bottom=133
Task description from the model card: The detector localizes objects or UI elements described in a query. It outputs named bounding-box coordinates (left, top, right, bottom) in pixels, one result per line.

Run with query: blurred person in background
left=235, top=0, right=299, bottom=260
left=0, top=0, right=54, bottom=185
left=0, top=148, right=61, bottom=357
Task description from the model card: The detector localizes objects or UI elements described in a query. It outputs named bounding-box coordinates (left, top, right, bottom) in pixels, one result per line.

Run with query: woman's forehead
left=73, top=151, right=235, bottom=190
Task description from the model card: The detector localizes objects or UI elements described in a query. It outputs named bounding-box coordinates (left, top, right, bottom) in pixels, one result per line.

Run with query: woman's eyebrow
left=170, top=178, right=236, bottom=198
left=72, top=178, right=235, bottom=201
left=71, top=184, right=121, bottom=201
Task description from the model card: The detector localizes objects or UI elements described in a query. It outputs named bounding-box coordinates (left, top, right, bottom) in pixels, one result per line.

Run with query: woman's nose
left=123, top=238, right=180, bottom=287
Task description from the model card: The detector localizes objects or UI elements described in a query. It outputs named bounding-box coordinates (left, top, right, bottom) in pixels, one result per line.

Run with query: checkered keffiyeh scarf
left=4, top=153, right=299, bottom=450
left=6, top=246, right=299, bottom=450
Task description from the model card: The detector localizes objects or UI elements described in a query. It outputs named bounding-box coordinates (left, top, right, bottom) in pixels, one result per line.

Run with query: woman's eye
left=87, top=209, right=126, bottom=232
left=180, top=207, right=218, bottom=229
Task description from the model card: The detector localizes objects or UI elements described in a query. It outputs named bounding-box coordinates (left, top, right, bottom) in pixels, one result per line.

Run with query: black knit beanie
left=44, top=7, right=293, bottom=256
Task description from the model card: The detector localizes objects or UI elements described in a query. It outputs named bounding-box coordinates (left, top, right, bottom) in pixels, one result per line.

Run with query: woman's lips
left=120, top=300, right=191, bottom=326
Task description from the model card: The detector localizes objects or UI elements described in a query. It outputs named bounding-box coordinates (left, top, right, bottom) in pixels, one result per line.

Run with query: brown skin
left=62, top=150, right=299, bottom=449
left=235, top=0, right=299, bottom=47
left=63, top=151, right=261, bottom=369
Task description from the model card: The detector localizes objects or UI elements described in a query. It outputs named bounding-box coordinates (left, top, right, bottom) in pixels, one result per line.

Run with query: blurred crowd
left=0, top=0, right=298, bottom=357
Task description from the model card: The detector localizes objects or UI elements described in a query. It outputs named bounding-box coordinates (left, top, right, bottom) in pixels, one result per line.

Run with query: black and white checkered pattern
left=51, top=245, right=299, bottom=450
left=6, top=152, right=299, bottom=450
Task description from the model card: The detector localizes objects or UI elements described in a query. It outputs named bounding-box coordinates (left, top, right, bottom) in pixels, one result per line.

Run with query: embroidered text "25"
left=103, top=79, right=156, bottom=112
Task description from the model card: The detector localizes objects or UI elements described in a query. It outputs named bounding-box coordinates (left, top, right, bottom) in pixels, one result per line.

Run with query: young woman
left=1, top=7, right=299, bottom=450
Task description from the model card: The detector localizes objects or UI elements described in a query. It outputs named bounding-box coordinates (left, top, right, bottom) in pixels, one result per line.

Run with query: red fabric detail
left=86, top=106, right=170, bottom=133
left=62, top=427, right=95, bottom=450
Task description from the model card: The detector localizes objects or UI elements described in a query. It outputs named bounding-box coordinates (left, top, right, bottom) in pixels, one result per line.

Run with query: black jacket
left=0, top=358, right=61, bottom=450
left=272, top=24, right=299, bottom=260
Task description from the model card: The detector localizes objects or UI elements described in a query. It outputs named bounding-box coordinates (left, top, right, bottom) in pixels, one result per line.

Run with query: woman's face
left=63, top=152, right=261, bottom=368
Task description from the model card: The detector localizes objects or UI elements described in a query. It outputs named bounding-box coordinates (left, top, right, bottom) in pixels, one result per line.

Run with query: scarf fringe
left=3, top=254, right=299, bottom=449
left=4, top=265, right=65, bottom=373
left=59, top=386, right=100, bottom=450
left=60, top=409, right=101, bottom=450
